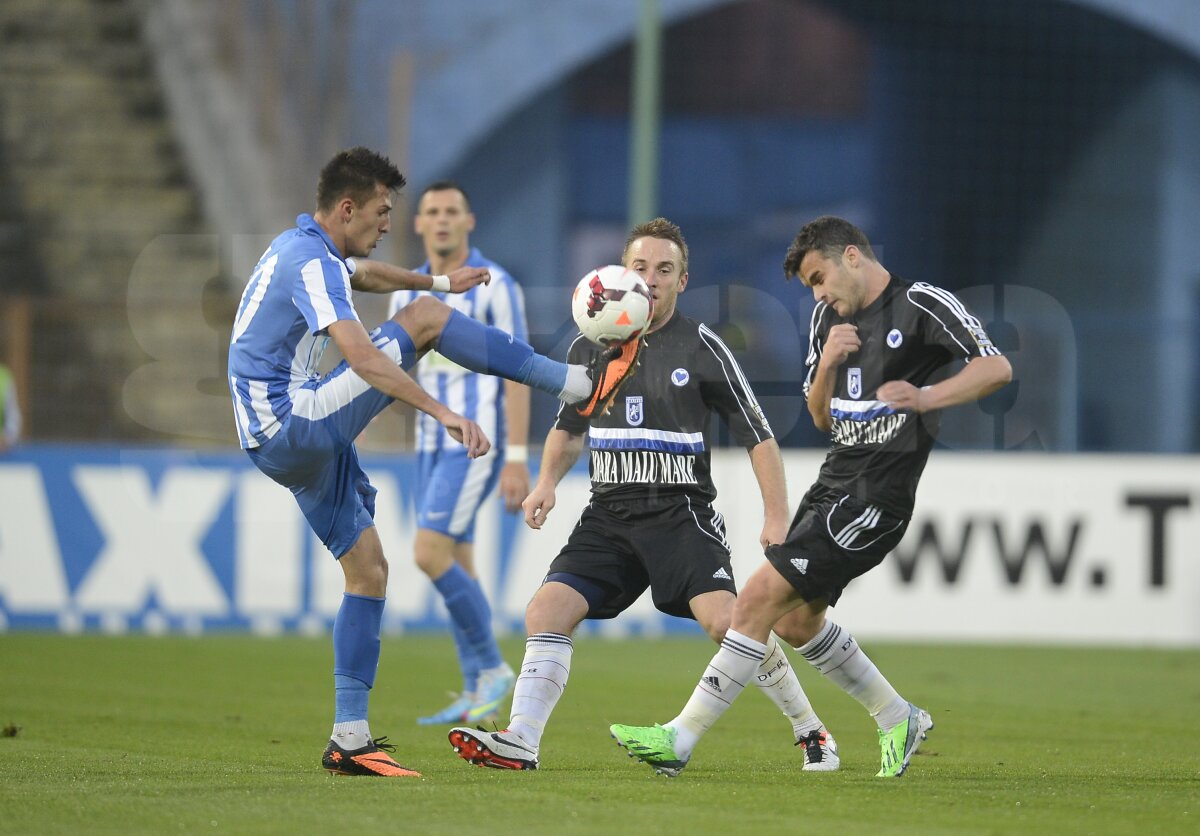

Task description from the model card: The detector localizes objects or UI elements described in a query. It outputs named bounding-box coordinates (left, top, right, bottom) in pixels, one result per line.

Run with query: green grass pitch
left=1, top=633, right=1196, bottom=834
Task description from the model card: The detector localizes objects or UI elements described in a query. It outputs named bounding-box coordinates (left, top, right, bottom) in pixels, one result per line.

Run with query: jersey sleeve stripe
left=908, top=283, right=1001, bottom=357
left=803, top=303, right=829, bottom=397
left=698, top=323, right=771, bottom=442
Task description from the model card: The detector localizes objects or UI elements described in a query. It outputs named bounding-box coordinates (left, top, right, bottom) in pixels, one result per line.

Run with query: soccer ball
left=571, top=265, right=653, bottom=346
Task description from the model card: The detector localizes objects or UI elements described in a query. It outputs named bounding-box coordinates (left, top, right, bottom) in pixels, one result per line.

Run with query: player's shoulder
left=901, top=278, right=963, bottom=309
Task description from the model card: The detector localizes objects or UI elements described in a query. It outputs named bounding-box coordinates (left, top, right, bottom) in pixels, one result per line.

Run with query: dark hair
left=623, top=217, right=689, bottom=274
left=419, top=180, right=471, bottom=210
left=316, top=147, right=406, bottom=211
left=783, top=216, right=876, bottom=280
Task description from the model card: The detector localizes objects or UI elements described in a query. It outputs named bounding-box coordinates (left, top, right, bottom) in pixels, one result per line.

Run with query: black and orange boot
left=322, top=736, right=421, bottom=777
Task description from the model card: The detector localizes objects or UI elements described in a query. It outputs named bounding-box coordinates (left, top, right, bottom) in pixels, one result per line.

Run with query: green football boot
left=876, top=703, right=934, bottom=777
left=609, top=723, right=688, bottom=777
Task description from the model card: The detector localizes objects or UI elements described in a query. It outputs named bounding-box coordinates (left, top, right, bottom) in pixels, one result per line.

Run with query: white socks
left=560, top=365, right=592, bottom=403
left=668, top=630, right=765, bottom=760
left=798, top=620, right=909, bottom=729
left=755, top=636, right=822, bottom=739
left=331, top=720, right=371, bottom=751
left=508, top=632, right=573, bottom=750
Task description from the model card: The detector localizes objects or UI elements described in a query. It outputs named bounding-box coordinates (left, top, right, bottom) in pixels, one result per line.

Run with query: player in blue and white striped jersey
left=387, top=182, right=527, bottom=726
left=227, top=148, right=632, bottom=777
left=612, top=216, right=1012, bottom=779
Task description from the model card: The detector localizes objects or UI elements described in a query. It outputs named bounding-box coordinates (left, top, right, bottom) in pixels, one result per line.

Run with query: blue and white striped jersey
left=387, top=248, right=527, bottom=453
left=228, top=214, right=360, bottom=449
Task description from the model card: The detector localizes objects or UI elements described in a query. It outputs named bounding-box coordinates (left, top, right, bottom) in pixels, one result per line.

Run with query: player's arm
left=499, top=379, right=532, bottom=512
left=348, top=260, right=491, bottom=294
left=327, top=319, right=489, bottom=458
left=807, top=323, right=861, bottom=433
left=522, top=427, right=584, bottom=530
left=748, top=438, right=789, bottom=550
left=878, top=354, right=1012, bottom=413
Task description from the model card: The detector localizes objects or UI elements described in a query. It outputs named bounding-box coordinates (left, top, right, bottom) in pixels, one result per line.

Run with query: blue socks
left=434, top=563, right=503, bottom=672
left=437, top=309, right=568, bottom=396
left=332, top=593, right=385, bottom=723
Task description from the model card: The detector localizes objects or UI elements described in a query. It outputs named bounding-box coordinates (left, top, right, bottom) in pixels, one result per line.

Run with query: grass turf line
left=1, top=634, right=1196, bottom=834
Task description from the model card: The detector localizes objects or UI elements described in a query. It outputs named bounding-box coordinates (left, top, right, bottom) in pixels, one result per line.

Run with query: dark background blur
left=2, top=0, right=1197, bottom=453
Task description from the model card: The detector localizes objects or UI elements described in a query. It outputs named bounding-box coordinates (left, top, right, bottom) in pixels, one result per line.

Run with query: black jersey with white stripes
left=556, top=311, right=774, bottom=505
left=803, top=275, right=1002, bottom=518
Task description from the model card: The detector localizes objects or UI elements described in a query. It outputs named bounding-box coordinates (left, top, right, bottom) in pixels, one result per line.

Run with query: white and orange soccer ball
left=571, top=265, right=653, bottom=347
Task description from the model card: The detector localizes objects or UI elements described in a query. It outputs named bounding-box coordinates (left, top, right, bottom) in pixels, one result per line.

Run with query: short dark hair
left=783, top=215, right=876, bottom=280
left=418, top=180, right=471, bottom=210
left=316, top=147, right=406, bottom=211
left=623, top=217, right=689, bottom=274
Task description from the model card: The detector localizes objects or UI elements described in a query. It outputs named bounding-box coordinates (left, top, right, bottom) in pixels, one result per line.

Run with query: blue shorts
left=416, top=446, right=503, bottom=543
left=247, top=321, right=418, bottom=558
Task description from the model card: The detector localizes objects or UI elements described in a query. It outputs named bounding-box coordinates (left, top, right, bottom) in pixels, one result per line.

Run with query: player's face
left=343, top=183, right=393, bottom=258
left=798, top=248, right=866, bottom=317
left=414, top=189, right=475, bottom=261
left=625, top=236, right=687, bottom=330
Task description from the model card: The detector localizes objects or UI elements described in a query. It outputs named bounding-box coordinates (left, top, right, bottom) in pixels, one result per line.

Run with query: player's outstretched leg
left=428, top=308, right=641, bottom=417
left=448, top=726, right=538, bottom=770
left=876, top=703, right=934, bottom=778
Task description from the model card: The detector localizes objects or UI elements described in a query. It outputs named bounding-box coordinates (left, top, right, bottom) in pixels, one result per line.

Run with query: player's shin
left=797, top=620, right=908, bottom=729
left=508, top=632, right=573, bottom=751
left=331, top=593, right=385, bottom=749
left=755, top=636, right=822, bottom=738
left=668, top=630, right=766, bottom=760
left=435, top=310, right=577, bottom=399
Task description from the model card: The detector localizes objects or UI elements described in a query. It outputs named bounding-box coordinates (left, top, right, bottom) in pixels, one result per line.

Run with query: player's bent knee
left=525, top=582, right=588, bottom=635
left=393, top=296, right=450, bottom=347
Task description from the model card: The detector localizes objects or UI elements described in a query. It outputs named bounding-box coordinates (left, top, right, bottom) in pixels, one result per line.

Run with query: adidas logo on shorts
left=790, top=557, right=809, bottom=574
left=712, top=567, right=731, bottom=580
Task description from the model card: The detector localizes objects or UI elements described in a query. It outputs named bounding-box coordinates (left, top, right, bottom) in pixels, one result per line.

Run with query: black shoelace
left=795, top=730, right=826, bottom=762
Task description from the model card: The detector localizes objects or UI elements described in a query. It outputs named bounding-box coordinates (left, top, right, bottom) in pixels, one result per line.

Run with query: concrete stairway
left=0, top=0, right=234, bottom=444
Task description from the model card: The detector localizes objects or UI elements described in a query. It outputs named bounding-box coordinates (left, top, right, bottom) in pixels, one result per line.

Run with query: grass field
left=1, top=634, right=1197, bottom=834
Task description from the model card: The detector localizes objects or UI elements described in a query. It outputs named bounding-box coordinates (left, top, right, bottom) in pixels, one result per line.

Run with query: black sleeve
left=552, top=334, right=594, bottom=435
left=907, top=282, right=1003, bottom=361
left=696, top=323, right=774, bottom=447
left=802, top=302, right=830, bottom=401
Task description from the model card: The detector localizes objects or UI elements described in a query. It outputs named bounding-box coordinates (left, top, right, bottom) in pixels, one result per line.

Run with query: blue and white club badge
left=671, top=368, right=690, bottom=386
left=847, top=367, right=862, bottom=399
left=626, top=395, right=644, bottom=426
left=887, top=328, right=903, bottom=348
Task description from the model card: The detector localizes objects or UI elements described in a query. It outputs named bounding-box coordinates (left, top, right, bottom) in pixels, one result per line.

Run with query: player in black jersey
left=612, top=215, right=1012, bottom=778
left=448, top=218, right=840, bottom=773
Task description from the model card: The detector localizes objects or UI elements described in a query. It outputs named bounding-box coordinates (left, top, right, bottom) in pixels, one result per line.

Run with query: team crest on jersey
left=847, top=367, right=862, bottom=399
left=626, top=395, right=644, bottom=426
left=671, top=368, right=690, bottom=386
left=887, top=329, right=903, bottom=348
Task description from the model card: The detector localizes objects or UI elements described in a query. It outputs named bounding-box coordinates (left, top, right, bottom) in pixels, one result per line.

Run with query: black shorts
left=765, top=483, right=908, bottom=606
left=546, top=496, right=738, bottom=620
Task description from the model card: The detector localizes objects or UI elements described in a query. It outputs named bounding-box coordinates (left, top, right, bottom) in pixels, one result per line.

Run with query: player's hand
left=820, top=323, right=861, bottom=368
left=447, top=266, right=492, bottom=293
left=522, top=483, right=557, bottom=530
left=877, top=380, right=925, bottom=412
left=759, top=518, right=789, bottom=552
left=499, top=462, right=531, bottom=513
left=441, top=413, right=491, bottom=458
